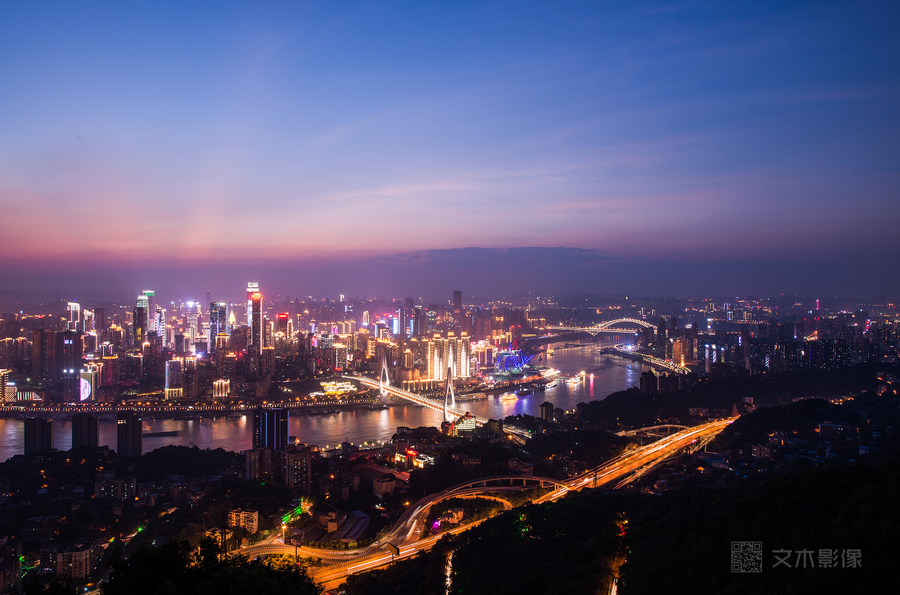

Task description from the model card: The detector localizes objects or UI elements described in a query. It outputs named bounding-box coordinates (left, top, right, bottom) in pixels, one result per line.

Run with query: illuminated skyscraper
left=0, top=369, right=9, bottom=404
left=80, top=364, right=100, bottom=402
left=213, top=379, right=230, bottom=398
left=398, top=308, right=408, bottom=339
left=67, top=301, right=81, bottom=332
left=141, top=290, right=156, bottom=333
left=165, top=358, right=183, bottom=390
left=215, top=333, right=229, bottom=353
left=426, top=333, right=471, bottom=380
left=59, top=331, right=81, bottom=372
left=101, top=355, right=120, bottom=386
left=275, top=313, right=289, bottom=336
left=82, top=309, right=95, bottom=334
left=134, top=295, right=149, bottom=347
left=186, top=306, right=199, bottom=347
left=209, top=302, right=228, bottom=351
left=182, top=356, right=199, bottom=400
left=154, top=306, right=165, bottom=339
left=60, top=331, right=83, bottom=402
left=281, top=446, right=312, bottom=491
left=247, top=282, right=259, bottom=326
left=251, top=293, right=263, bottom=351
left=252, top=407, right=288, bottom=450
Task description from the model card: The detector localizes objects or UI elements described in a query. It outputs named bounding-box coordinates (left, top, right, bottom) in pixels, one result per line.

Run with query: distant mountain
left=0, top=288, right=134, bottom=308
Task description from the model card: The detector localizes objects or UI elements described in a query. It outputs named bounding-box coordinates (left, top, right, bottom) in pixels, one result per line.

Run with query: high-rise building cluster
left=0, top=291, right=896, bottom=412
left=245, top=407, right=312, bottom=492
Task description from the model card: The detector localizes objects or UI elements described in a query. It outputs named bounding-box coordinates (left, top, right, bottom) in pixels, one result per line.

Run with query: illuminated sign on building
left=80, top=378, right=92, bottom=401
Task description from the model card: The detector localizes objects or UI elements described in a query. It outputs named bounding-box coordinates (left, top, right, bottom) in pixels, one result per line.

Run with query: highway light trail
left=246, top=418, right=736, bottom=588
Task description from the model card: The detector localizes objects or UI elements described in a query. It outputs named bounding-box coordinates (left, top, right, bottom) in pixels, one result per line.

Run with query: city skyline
left=2, top=2, right=899, bottom=298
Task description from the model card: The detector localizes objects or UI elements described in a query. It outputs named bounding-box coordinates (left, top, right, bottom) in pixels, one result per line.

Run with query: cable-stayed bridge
left=348, top=375, right=481, bottom=424
left=343, top=358, right=531, bottom=437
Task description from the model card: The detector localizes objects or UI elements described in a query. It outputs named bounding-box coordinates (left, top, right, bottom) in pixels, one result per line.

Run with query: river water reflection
left=0, top=340, right=643, bottom=461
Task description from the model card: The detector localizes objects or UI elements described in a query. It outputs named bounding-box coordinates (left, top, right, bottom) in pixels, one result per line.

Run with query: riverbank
left=0, top=399, right=411, bottom=420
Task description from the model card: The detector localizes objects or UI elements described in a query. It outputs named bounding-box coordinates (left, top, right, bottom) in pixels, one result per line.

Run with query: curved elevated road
left=232, top=417, right=735, bottom=587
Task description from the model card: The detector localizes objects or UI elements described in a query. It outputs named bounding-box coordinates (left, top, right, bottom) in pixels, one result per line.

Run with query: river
left=0, top=339, right=643, bottom=462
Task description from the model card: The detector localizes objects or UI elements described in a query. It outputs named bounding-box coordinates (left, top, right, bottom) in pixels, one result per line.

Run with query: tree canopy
left=101, top=537, right=320, bottom=595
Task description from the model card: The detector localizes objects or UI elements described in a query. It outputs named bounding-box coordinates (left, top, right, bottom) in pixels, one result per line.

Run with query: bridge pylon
left=443, top=367, right=455, bottom=423
left=378, top=355, right=391, bottom=403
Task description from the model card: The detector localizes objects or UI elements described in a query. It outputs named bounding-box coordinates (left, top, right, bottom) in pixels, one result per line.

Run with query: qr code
left=731, top=541, right=763, bottom=573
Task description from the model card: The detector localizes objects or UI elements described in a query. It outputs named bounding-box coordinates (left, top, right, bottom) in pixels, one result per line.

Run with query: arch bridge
left=548, top=318, right=657, bottom=336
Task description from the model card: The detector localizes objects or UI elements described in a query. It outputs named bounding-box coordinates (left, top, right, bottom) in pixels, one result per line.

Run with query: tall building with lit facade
left=80, top=364, right=101, bottom=402
left=426, top=334, right=471, bottom=380
left=280, top=445, right=312, bottom=492
left=133, top=295, right=149, bottom=347
left=182, top=356, right=198, bottom=400
left=215, top=332, right=229, bottom=353
left=218, top=352, right=237, bottom=380
left=0, top=368, right=10, bottom=404
left=117, top=410, right=142, bottom=458
left=185, top=307, right=199, bottom=347
left=124, top=352, right=143, bottom=381
left=60, top=330, right=82, bottom=371
left=246, top=282, right=259, bottom=327
left=165, top=358, right=183, bottom=390
left=245, top=448, right=272, bottom=480
left=67, top=301, right=81, bottom=332
left=101, top=355, right=120, bottom=386
left=274, top=313, right=290, bottom=351
left=59, top=331, right=83, bottom=403
left=209, top=302, right=228, bottom=351
left=141, top=290, right=156, bottom=333
left=251, top=293, right=263, bottom=350
left=252, top=407, right=288, bottom=451
left=213, top=379, right=230, bottom=398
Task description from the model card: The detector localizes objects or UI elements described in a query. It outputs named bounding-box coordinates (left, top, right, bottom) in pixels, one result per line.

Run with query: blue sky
left=1, top=1, right=898, bottom=298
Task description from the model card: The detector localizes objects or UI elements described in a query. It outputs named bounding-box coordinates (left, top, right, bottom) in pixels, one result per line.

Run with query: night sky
left=2, top=1, right=898, bottom=300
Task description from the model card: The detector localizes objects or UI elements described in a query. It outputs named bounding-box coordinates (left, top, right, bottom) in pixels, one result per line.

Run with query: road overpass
left=616, top=424, right=688, bottom=437
left=605, top=344, right=690, bottom=374
left=233, top=417, right=735, bottom=587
